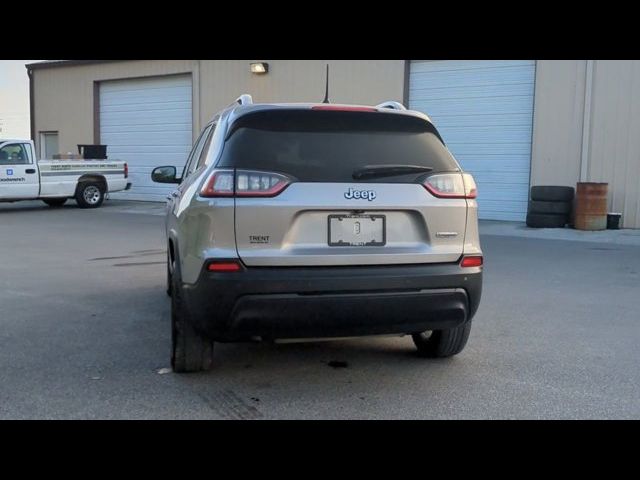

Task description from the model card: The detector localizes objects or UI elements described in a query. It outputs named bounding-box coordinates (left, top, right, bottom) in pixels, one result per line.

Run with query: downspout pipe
left=580, top=60, right=594, bottom=182
left=27, top=67, right=35, bottom=141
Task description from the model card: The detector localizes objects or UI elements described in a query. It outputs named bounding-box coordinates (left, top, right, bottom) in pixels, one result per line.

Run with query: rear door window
left=218, top=110, right=459, bottom=183
left=196, top=122, right=217, bottom=170
left=182, top=125, right=212, bottom=179
left=0, top=143, right=30, bottom=165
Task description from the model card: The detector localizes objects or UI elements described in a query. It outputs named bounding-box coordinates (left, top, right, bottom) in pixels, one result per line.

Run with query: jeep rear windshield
left=218, top=110, right=459, bottom=183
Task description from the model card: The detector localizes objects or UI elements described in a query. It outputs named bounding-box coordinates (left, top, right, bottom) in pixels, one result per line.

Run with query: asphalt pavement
left=1, top=200, right=638, bottom=419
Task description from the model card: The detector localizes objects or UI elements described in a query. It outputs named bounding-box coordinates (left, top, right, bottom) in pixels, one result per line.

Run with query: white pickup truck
left=0, top=139, right=131, bottom=208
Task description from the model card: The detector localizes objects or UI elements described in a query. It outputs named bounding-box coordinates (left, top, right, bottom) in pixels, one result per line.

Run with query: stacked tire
left=526, top=186, right=574, bottom=228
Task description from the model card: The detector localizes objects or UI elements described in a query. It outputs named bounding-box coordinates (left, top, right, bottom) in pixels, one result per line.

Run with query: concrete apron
left=480, top=220, right=640, bottom=247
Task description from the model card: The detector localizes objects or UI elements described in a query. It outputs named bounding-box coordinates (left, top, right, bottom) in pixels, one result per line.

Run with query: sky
left=0, top=60, right=42, bottom=139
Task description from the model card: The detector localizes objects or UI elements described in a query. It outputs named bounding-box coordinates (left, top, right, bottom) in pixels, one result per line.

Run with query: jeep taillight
left=200, top=169, right=292, bottom=198
left=235, top=170, right=291, bottom=197
left=200, top=170, right=235, bottom=197
left=423, top=173, right=477, bottom=199
left=124, top=163, right=128, bottom=179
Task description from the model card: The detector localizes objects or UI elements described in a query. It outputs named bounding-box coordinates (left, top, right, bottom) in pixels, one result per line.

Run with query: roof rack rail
left=235, top=94, right=253, bottom=106
left=376, top=101, right=407, bottom=111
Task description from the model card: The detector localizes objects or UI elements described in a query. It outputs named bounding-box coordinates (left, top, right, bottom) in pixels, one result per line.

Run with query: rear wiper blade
left=352, top=165, right=433, bottom=180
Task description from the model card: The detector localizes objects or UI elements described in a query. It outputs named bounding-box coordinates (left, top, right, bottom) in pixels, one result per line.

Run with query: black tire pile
left=526, top=186, right=575, bottom=228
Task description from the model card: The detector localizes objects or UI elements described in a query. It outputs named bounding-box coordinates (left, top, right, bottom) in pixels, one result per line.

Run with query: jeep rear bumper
left=182, top=262, right=482, bottom=342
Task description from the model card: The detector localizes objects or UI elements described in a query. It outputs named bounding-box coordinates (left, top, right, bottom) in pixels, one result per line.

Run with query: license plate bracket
left=328, top=214, right=386, bottom=247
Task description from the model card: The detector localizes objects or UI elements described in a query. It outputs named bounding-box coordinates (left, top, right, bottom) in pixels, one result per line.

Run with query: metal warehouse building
left=26, top=60, right=640, bottom=227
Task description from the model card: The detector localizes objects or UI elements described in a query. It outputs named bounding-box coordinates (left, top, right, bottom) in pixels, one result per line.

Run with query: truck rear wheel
left=412, top=322, right=472, bottom=358
left=76, top=182, right=105, bottom=209
left=42, top=198, right=67, bottom=207
left=171, top=261, right=214, bottom=373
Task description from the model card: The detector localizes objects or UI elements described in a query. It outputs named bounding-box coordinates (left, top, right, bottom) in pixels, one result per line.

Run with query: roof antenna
left=322, top=64, right=330, bottom=103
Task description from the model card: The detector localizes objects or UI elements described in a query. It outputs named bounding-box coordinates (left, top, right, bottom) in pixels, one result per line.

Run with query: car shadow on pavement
left=0, top=203, right=76, bottom=213
left=167, top=339, right=464, bottom=419
left=174, top=336, right=459, bottom=379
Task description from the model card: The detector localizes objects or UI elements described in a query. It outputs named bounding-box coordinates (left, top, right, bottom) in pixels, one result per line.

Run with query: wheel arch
left=75, top=175, right=107, bottom=196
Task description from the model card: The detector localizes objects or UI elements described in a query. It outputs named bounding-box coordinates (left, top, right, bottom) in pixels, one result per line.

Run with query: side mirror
left=151, top=166, right=179, bottom=184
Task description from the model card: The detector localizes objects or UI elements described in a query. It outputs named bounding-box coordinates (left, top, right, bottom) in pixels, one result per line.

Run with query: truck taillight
left=200, top=169, right=292, bottom=198
left=124, top=163, right=128, bottom=179
left=423, top=173, right=477, bottom=199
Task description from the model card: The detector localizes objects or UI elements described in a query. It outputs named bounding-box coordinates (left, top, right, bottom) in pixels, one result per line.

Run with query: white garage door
left=409, top=60, right=535, bottom=221
left=100, top=75, right=193, bottom=201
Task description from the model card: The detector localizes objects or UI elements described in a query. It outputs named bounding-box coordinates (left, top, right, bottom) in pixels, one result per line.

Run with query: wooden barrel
left=574, top=182, right=608, bottom=230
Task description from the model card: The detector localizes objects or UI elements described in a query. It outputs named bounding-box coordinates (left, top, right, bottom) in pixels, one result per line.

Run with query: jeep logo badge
left=344, top=188, right=376, bottom=201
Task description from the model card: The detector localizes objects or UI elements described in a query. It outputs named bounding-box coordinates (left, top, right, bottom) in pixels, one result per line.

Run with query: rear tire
left=171, top=260, right=214, bottom=373
left=42, top=198, right=67, bottom=207
left=526, top=212, right=568, bottom=228
left=530, top=186, right=575, bottom=202
left=75, top=182, right=105, bottom=209
left=412, top=322, right=472, bottom=358
left=166, top=251, right=173, bottom=297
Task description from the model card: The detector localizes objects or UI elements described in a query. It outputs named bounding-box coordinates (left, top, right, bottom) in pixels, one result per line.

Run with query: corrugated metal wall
left=531, top=60, right=640, bottom=228
left=31, top=60, right=404, bottom=153
left=585, top=61, right=640, bottom=229
left=530, top=60, right=586, bottom=187
left=30, top=60, right=640, bottom=227
left=31, top=60, right=199, bottom=155
left=198, top=60, right=405, bottom=127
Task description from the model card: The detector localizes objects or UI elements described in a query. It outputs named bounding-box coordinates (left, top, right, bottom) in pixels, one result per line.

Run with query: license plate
left=328, top=214, right=386, bottom=247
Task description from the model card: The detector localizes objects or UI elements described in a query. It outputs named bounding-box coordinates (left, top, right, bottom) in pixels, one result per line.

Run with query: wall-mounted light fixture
left=250, top=62, right=269, bottom=75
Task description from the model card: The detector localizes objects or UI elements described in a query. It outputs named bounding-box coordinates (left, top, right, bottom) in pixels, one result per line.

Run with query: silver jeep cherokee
left=152, top=95, right=483, bottom=373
